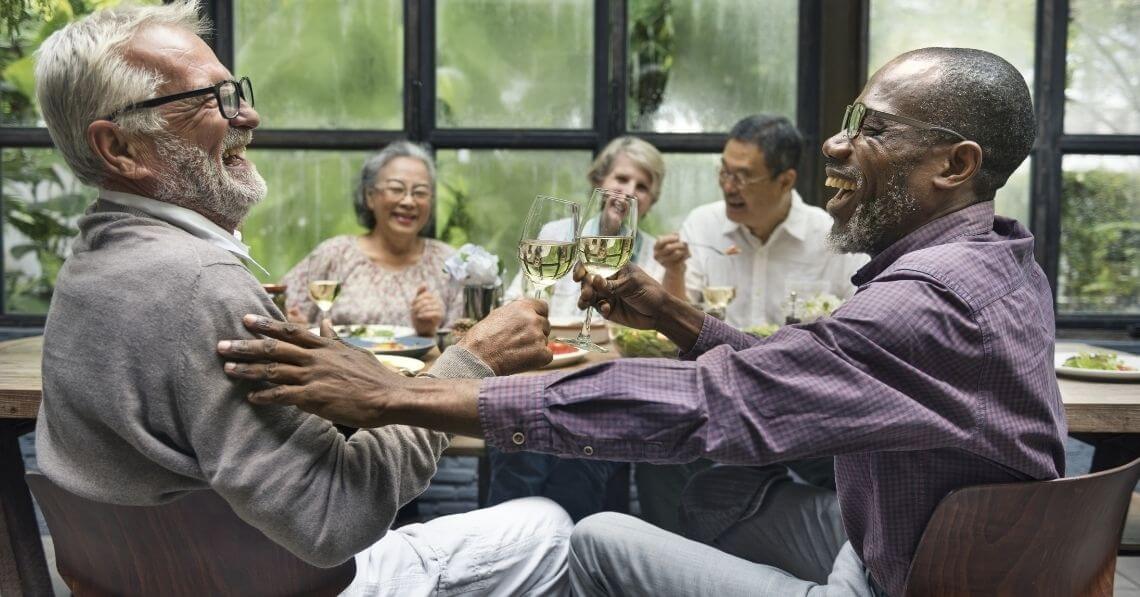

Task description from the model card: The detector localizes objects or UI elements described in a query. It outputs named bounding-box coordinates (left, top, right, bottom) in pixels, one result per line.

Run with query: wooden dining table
left=1, top=334, right=1137, bottom=595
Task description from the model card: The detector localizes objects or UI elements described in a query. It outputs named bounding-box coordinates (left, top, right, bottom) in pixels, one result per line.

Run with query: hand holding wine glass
left=558, top=188, right=638, bottom=352
left=517, top=195, right=580, bottom=300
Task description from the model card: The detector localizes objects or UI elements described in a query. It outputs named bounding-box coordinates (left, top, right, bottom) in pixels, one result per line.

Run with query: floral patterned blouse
left=281, top=235, right=464, bottom=328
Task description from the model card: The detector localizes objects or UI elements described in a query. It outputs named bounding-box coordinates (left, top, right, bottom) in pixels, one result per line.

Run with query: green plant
left=628, top=0, right=674, bottom=129
left=1059, top=168, right=1140, bottom=314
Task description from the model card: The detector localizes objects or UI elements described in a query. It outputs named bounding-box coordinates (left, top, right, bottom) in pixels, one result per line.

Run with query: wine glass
left=517, top=195, right=579, bottom=300
left=307, top=259, right=341, bottom=328
left=701, top=285, right=737, bottom=320
left=556, top=188, right=638, bottom=353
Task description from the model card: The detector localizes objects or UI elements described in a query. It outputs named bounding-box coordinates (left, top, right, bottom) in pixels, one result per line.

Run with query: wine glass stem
left=578, top=306, right=595, bottom=341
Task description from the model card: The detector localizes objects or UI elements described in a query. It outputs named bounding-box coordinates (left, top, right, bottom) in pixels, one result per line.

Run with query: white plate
left=544, top=345, right=589, bottom=368
left=310, top=323, right=417, bottom=342
left=1055, top=351, right=1140, bottom=382
left=375, top=354, right=426, bottom=376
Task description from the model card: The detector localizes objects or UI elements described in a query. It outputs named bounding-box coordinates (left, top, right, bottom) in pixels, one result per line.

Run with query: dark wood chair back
left=903, top=457, right=1140, bottom=596
left=26, top=473, right=355, bottom=597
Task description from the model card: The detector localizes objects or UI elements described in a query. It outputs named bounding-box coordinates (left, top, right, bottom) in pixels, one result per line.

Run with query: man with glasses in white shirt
left=673, top=114, right=869, bottom=328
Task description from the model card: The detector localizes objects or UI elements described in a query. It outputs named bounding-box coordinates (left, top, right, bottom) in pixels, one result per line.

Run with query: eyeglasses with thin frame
left=842, top=102, right=967, bottom=142
left=717, top=166, right=771, bottom=188
left=373, top=180, right=433, bottom=202
left=104, top=77, right=254, bottom=122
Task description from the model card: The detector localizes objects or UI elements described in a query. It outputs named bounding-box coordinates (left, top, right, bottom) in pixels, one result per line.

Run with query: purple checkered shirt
left=478, top=202, right=1066, bottom=596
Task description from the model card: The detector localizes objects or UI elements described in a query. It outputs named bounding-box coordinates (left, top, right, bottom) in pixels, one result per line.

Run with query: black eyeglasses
left=105, top=77, right=254, bottom=122
left=842, top=102, right=967, bottom=142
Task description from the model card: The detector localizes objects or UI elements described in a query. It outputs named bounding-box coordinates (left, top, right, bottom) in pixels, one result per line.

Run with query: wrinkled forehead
left=858, top=56, right=944, bottom=117
left=122, top=24, right=230, bottom=93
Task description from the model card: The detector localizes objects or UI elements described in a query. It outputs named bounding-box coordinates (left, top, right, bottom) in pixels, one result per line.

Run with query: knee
left=510, top=496, right=574, bottom=538
left=570, top=512, right=627, bottom=559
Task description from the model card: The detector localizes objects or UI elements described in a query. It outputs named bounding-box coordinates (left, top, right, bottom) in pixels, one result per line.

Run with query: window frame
left=1, top=0, right=1134, bottom=335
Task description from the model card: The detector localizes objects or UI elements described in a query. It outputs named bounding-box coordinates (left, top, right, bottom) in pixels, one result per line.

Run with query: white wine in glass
left=308, top=279, right=341, bottom=321
left=557, top=188, right=638, bottom=353
left=518, top=195, right=579, bottom=299
left=701, top=286, right=737, bottom=309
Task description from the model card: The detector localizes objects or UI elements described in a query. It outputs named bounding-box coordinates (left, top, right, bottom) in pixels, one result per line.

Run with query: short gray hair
left=34, top=0, right=208, bottom=187
left=354, top=141, right=437, bottom=230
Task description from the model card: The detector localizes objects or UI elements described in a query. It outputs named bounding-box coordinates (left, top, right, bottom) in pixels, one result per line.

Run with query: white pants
left=341, top=496, right=573, bottom=597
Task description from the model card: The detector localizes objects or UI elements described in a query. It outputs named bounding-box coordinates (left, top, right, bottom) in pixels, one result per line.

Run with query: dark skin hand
left=573, top=263, right=706, bottom=352
left=216, top=299, right=553, bottom=433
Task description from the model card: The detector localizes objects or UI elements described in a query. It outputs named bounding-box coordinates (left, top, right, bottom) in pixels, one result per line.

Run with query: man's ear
left=86, top=120, right=154, bottom=180
left=776, top=168, right=797, bottom=194
left=933, top=141, right=983, bottom=191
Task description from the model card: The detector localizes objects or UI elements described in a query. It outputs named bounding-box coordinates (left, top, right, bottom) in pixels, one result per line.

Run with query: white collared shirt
left=98, top=189, right=269, bottom=276
left=679, top=191, right=869, bottom=328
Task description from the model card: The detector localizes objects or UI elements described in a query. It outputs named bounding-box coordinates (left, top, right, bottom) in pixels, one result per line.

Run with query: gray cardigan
left=36, top=201, right=492, bottom=567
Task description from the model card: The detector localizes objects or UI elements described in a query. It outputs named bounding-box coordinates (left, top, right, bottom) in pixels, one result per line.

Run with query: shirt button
left=511, top=432, right=526, bottom=445
left=582, top=446, right=594, bottom=456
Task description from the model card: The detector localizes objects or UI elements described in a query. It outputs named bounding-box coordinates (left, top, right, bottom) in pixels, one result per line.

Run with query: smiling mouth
left=824, top=176, right=857, bottom=191
left=392, top=212, right=418, bottom=225
left=222, top=146, right=246, bottom=167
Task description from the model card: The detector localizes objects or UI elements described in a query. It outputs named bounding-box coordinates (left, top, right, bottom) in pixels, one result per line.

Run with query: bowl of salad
left=608, top=324, right=679, bottom=358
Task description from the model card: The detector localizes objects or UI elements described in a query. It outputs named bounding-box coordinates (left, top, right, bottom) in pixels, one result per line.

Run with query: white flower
left=444, top=243, right=501, bottom=286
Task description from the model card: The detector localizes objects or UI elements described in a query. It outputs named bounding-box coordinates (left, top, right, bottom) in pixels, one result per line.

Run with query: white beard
left=151, top=128, right=267, bottom=230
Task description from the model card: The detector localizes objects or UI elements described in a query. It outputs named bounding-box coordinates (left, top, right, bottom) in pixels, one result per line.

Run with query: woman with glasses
left=280, top=141, right=461, bottom=337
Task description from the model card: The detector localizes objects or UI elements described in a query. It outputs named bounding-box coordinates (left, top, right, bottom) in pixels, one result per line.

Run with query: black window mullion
left=599, top=0, right=627, bottom=152
left=796, top=0, right=822, bottom=206
left=1029, top=0, right=1068, bottom=301
left=412, top=0, right=435, bottom=143
left=199, top=0, right=234, bottom=70
left=1058, top=135, right=1140, bottom=154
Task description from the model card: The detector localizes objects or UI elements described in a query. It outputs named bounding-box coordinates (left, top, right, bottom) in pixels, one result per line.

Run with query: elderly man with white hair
left=33, top=1, right=571, bottom=595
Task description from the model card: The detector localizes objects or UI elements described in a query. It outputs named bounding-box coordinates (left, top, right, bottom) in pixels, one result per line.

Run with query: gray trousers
left=569, top=481, right=881, bottom=596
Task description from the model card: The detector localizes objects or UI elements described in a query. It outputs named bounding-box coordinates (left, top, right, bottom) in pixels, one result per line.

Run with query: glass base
left=553, top=335, right=608, bottom=353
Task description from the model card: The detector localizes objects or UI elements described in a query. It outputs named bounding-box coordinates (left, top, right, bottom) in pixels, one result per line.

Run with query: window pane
left=2, top=148, right=96, bottom=314
left=2, top=0, right=162, bottom=127
left=235, top=1, right=403, bottom=129
left=436, top=0, right=593, bottom=128
left=628, top=0, right=797, bottom=132
left=868, top=0, right=1035, bottom=90
left=1065, top=0, right=1140, bottom=134
left=1058, top=155, right=1140, bottom=315
left=640, top=153, right=721, bottom=236
left=241, top=150, right=373, bottom=282
left=435, top=149, right=591, bottom=282
left=994, top=160, right=1031, bottom=224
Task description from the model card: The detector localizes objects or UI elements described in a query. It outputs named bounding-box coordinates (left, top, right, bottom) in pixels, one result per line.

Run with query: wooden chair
left=903, top=457, right=1140, bottom=596
left=25, top=473, right=355, bottom=596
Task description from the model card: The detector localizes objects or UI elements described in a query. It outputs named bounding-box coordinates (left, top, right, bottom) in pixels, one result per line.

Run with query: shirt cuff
left=678, top=314, right=730, bottom=360
left=423, top=345, right=496, bottom=379
left=477, top=374, right=553, bottom=453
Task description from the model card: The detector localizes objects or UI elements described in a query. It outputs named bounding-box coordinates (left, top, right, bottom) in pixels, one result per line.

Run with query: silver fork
left=687, top=242, right=741, bottom=256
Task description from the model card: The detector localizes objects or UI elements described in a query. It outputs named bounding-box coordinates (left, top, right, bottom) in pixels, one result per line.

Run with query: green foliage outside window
left=1059, top=168, right=1140, bottom=314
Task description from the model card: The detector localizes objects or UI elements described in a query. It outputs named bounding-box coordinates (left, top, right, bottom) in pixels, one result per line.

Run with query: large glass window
left=1064, top=0, right=1140, bottom=135
left=435, top=0, right=594, bottom=128
left=1057, top=155, right=1140, bottom=315
left=435, top=149, right=590, bottom=281
left=628, top=0, right=798, bottom=132
left=2, top=148, right=95, bottom=314
left=234, top=0, right=404, bottom=129
left=241, top=150, right=372, bottom=282
left=640, top=153, right=720, bottom=236
left=867, top=0, right=1036, bottom=224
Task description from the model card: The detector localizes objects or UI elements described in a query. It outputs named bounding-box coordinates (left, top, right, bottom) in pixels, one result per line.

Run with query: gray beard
left=827, top=166, right=919, bottom=255
left=151, top=128, right=267, bottom=230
